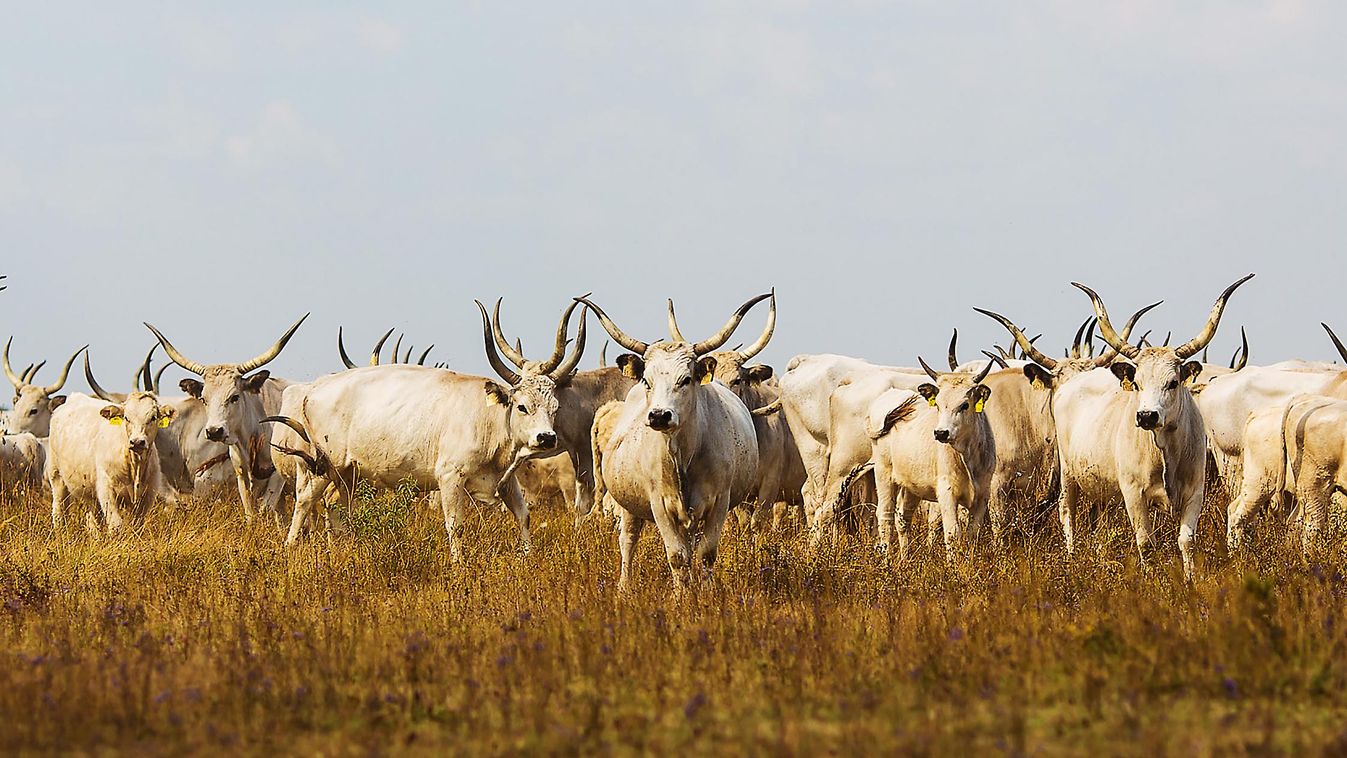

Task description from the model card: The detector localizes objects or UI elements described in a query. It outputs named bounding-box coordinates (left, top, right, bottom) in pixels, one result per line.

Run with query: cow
left=578, top=292, right=768, bottom=589
left=1050, top=275, right=1252, bottom=577
left=264, top=299, right=588, bottom=555
left=487, top=298, right=637, bottom=520
left=672, top=295, right=806, bottom=530
left=1226, top=394, right=1347, bottom=556
left=144, top=315, right=308, bottom=523
left=3, top=340, right=87, bottom=436
left=47, top=358, right=177, bottom=535
left=867, top=356, right=998, bottom=557
left=0, top=432, right=45, bottom=489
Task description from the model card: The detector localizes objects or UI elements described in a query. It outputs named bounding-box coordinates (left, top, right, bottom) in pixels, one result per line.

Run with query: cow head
left=3, top=339, right=87, bottom=436
left=86, top=354, right=175, bottom=455
left=975, top=300, right=1161, bottom=392
left=580, top=291, right=774, bottom=433
left=477, top=298, right=587, bottom=455
left=1076, top=275, right=1253, bottom=431
left=144, top=315, right=308, bottom=446
left=915, top=357, right=993, bottom=447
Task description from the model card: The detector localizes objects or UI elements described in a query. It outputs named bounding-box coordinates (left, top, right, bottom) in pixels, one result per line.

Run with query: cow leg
left=936, top=482, right=963, bottom=559
left=872, top=456, right=896, bottom=553
left=437, top=472, right=469, bottom=562
left=1297, top=478, right=1332, bottom=558
left=1120, top=485, right=1156, bottom=562
left=894, top=489, right=921, bottom=558
left=694, top=494, right=731, bottom=581
left=649, top=500, right=693, bottom=590
left=285, top=466, right=332, bottom=546
left=1176, top=485, right=1204, bottom=579
left=617, top=508, right=644, bottom=589
left=500, top=476, right=532, bottom=555
left=229, top=447, right=256, bottom=522
left=1058, top=475, right=1080, bottom=554
left=49, top=470, right=68, bottom=530
left=257, top=474, right=287, bottom=530
left=1227, top=460, right=1277, bottom=552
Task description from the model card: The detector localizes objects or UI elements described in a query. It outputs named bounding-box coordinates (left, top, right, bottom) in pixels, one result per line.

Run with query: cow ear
left=180, top=378, right=204, bottom=399
left=157, top=405, right=176, bottom=427
left=484, top=380, right=510, bottom=406
left=243, top=370, right=271, bottom=393
left=970, top=384, right=991, bottom=412
left=746, top=364, right=774, bottom=383
left=1181, top=361, right=1203, bottom=385
left=48, top=395, right=68, bottom=411
left=1023, top=364, right=1053, bottom=391
left=917, top=383, right=938, bottom=406
left=1110, top=362, right=1137, bottom=391
left=696, top=357, right=717, bottom=385
left=100, top=405, right=124, bottom=424
left=617, top=354, right=644, bottom=381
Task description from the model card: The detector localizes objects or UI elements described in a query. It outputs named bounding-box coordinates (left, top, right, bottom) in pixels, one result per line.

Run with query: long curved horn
left=1137, top=330, right=1152, bottom=348
left=738, top=290, right=776, bottom=360
left=539, top=298, right=585, bottom=375
left=1323, top=323, right=1347, bottom=363
left=666, top=299, right=689, bottom=343
left=237, top=313, right=309, bottom=374
left=83, top=354, right=120, bottom=403
left=917, top=356, right=941, bottom=382
left=370, top=328, right=394, bottom=366
left=972, top=358, right=994, bottom=385
left=3, top=338, right=23, bottom=389
left=475, top=301, right=521, bottom=385
left=1071, top=283, right=1142, bottom=360
left=44, top=345, right=88, bottom=394
left=1069, top=318, right=1090, bottom=359
left=575, top=297, right=649, bottom=355
left=153, top=363, right=169, bottom=395
left=973, top=308, right=1058, bottom=370
left=981, top=350, right=1009, bottom=369
left=993, top=344, right=1011, bottom=360
left=417, top=345, right=433, bottom=366
left=391, top=333, right=404, bottom=364
left=1230, top=327, right=1248, bottom=370
left=143, top=323, right=207, bottom=376
left=261, top=415, right=311, bottom=443
left=337, top=327, right=358, bottom=369
left=599, top=341, right=608, bottom=368
left=490, top=299, right=528, bottom=369
left=134, top=344, right=157, bottom=393
left=693, top=292, right=773, bottom=356
left=550, top=306, right=589, bottom=382
left=22, top=361, right=44, bottom=384
left=1172, top=274, right=1255, bottom=359
left=947, top=329, right=960, bottom=369
left=402, top=344, right=414, bottom=364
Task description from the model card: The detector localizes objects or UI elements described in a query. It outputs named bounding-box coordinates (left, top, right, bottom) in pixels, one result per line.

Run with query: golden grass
left=2, top=485, right=1346, bottom=755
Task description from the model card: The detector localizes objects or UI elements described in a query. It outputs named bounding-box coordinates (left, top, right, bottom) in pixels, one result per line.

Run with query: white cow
left=0, top=432, right=45, bottom=489
left=580, top=293, right=767, bottom=589
left=3, top=341, right=86, bottom=436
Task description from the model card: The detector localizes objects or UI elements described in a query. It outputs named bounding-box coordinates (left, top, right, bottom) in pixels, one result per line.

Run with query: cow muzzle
left=534, top=431, right=557, bottom=450
left=647, top=409, right=674, bottom=431
left=129, top=437, right=149, bottom=454
left=933, top=428, right=952, bottom=444
left=1136, top=410, right=1160, bottom=430
left=205, top=425, right=227, bottom=442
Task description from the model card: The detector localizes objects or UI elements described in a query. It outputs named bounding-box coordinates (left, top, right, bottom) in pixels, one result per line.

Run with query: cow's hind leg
left=49, top=470, right=68, bottom=530
left=694, top=493, right=732, bottom=582
left=1297, top=477, right=1332, bottom=559
left=436, top=471, right=469, bottom=562
left=286, top=467, right=332, bottom=546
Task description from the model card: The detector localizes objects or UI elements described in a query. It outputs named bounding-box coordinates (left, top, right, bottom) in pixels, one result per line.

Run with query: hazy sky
left=3, top=2, right=1344, bottom=390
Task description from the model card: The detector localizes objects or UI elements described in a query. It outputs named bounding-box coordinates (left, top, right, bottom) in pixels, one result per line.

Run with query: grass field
left=2, top=485, right=1346, bottom=755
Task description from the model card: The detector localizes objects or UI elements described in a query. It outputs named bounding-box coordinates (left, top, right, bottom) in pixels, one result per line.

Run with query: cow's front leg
left=617, top=508, right=645, bottom=589
left=229, top=446, right=256, bottom=522
left=1176, top=484, right=1205, bottom=579
left=499, top=476, right=532, bottom=555
left=650, top=498, right=693, bottom=590
left=694, top=493, right=731, bottom=581
left=1120, top=484, right=1155, bottom=563
left=96, top=475, right=125, bottom=535
left=436, top=471, right=469, bottom=562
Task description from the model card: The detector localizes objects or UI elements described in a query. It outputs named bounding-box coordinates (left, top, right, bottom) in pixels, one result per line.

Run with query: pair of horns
left=476, top=298, right=588, bottom=386
left=3, top=338, right=87, bottom=395
left=338, top=327, right=435, bottom=369
left=976, top=300, right=1161, bottom=371
left=582, top=291, right=775, bottom=358
left=1078, top=274, right=1253, bottom=361
left=668, top=290, right=776, bottom=360
left=918, top=354, right=995, bottom=386
left=145, top=314, right=309, bottom=377
left=86, top=344, right=171, bottom=402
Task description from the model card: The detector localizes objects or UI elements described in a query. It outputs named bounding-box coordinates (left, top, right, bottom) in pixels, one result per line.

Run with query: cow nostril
left=1136, top=411, right=1159, bottom=428
left=205, top=426, right=225, bottom=441
left=933, top=429, right=951, bottom=442
left=536, top=432, right=556, bottom=449
left=648, top=409, right=673, bottom=429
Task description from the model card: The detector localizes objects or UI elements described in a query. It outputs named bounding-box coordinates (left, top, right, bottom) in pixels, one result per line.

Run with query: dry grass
left=2, top=484, right=1347, bottom=755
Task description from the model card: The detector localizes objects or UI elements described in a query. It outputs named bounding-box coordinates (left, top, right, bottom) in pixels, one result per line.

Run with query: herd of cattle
left=6, top=273, right=1347, bottom=586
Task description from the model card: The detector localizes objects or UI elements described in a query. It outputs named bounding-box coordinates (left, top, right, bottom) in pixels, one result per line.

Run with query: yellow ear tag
left=927, top=397, right=937, bottom=407
left=158, top=417, right=172, bottom=428
left=108, top=416, right=123, bottom=426
left=1121, top=379, right=1136, bottom=392
left=1031, top=378, right=1045, bottom=390
left=700, top=372, right=713, bottom=385
left=973, top=399, right=985, bottom=413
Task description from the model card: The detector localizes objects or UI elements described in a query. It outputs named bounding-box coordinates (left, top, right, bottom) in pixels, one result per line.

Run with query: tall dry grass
left=2, top=483, right=1346, bottom=754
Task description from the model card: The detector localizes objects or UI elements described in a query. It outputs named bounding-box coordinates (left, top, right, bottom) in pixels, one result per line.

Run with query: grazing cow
left=266, top=300, right=587, bottom=555
left=47, top=358, right=176, bottom=535
left=1055, top=276, right=1252, bottom=576
left=487, top=299, right=636, bottom=519
left=0, top=432, right=45, bottom=489
left=868, top=357, right=997, bottom=556
left=144, top=315, right=307, bottom=523
left=1227, top=394, right=1347, bottom=556
left=578, top=293, right=768, bottom=589
left=675, top=295, right=806, bottom=529
left=3, top=341, right=87, bottom=436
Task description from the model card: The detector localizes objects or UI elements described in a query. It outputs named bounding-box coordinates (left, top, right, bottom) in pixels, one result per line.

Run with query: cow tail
left=261, top=415, right=327, bottom=476
left=832, top=462, right=874, bottom=513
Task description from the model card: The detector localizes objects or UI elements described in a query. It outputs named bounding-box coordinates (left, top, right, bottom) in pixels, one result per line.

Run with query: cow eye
left=516, top=404, right=528, bottom=414
left=958, top=402, right=969, bottom=412
left=1165, top=380, right=1178, bottom=390
left=27, top=408, right=37, bottom=416
left=677, top=377, right=692, bottom=388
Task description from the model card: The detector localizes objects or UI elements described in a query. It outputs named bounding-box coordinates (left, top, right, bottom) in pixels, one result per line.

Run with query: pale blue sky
left=2, top=2, right=1343, bottom=388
